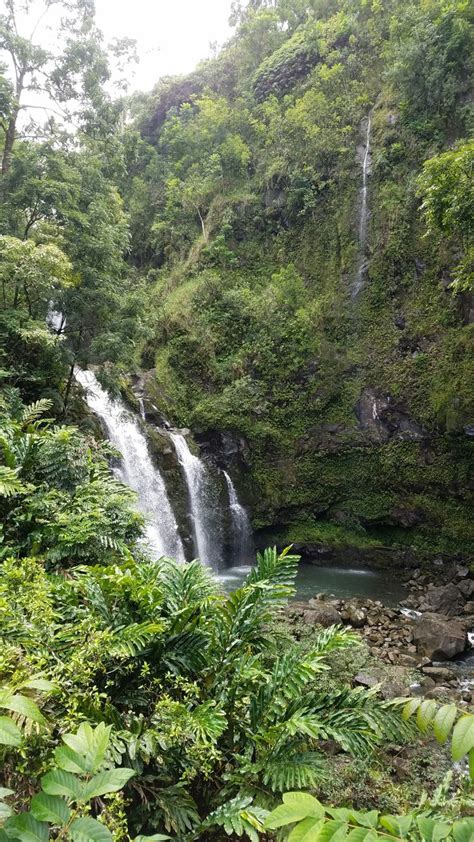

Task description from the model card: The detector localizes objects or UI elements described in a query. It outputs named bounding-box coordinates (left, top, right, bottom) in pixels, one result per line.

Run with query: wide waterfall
left=75, top=368, right=185, bottom=562
left=224, top=471, right=253, bottom=564
left=170, top=432, right=222, bottom=567
left=352, top=112, right=372, bottom=298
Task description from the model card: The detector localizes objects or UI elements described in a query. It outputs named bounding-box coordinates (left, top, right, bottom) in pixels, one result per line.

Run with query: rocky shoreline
left=286, top=564, right=474, bottom=704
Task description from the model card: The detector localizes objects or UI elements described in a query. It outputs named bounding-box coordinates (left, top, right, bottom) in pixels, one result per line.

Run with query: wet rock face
left=355, top=387, right=427, bottom=442
left=411, top=613, right=467, bottom=660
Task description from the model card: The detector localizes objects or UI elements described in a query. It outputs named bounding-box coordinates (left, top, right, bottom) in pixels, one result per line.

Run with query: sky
left=94, top=0, right=237, bottom=92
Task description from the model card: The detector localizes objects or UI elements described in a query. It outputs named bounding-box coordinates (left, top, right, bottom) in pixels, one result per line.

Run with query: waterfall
left=224, top=471, right=253, bottom=564
left=352, top=113, right=372, bottom=298
left=47, top=304, right=66, bottom=333
left=75, top=368, right=185, bottom=562
left=170, top=432, right=221, bottom=568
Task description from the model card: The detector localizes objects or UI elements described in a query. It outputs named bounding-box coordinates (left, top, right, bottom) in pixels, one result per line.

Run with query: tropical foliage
left=0, top=0, right=472, bottom=839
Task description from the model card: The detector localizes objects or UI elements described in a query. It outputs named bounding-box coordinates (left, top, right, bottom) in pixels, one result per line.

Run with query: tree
left=0, top=234, right=73, bottom=316
left=418, top=140, right=474, bottom=290
left=0, top=0, right=112, bottom=189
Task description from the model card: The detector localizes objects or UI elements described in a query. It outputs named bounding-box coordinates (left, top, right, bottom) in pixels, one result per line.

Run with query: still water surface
left=216, top=561, right=406, bottom=606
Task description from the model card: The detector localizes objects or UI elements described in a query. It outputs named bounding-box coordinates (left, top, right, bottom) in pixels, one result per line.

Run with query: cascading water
left=170, top=432, right=222, bottom=568
left=352, top=113, right=372, bottom=298
left=75, top=368, right=185, bottom=562
left=223, top=471, right=253, bottom=564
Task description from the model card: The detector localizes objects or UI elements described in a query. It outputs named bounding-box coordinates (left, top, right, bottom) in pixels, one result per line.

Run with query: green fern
left=21, top=399, right=53, bottom=428
left=0, top=466, right=27, bottom=497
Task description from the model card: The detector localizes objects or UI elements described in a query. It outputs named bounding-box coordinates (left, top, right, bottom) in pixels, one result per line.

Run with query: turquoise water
left=216, top=561, right=406, bottom=606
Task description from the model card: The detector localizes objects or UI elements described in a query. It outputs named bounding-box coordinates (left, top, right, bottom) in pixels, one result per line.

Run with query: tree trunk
left=1, top=109, right=18, bottom=178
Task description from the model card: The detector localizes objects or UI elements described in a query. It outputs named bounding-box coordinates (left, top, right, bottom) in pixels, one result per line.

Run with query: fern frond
left=311, top=624, right=360, bottom=655
left=108, top=622, right=165, bottom=658
left=0, top=465, right=28, bottom=497
left=203, top=796, right=267, bottom=842
left=246, top=545, right=300, bottom=591
left=262, top=751, right=326, bottom=791
left=21, top=399, right=53, bottom=428
left=154, top=784, right=200, bottom=834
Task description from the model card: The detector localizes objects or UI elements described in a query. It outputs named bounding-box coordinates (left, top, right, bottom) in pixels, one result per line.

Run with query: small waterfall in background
left=224, top=471, right=253, bottom=564
left=75, top=368, right=185, bottom=562
left=170, top=432, right=222, bottom=568
left=352, top=112, right=372, bottom=298
left=47, top=304, right=66, bottom=333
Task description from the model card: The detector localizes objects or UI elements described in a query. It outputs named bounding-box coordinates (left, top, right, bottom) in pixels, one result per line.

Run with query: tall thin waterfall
left=224, top=471, right=253, bottom=564
left=75, top=368, right=185, bottom=562
left=170, top=432, right=221, bottom=568
left=352, top=113, right=372, bottom=298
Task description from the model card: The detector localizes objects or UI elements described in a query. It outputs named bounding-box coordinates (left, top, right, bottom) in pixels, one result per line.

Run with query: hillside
left=118, top=0, right=473, bottom=561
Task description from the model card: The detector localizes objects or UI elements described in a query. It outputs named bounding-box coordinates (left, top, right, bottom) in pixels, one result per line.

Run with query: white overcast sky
left=95, top=0, right=237, bottom=91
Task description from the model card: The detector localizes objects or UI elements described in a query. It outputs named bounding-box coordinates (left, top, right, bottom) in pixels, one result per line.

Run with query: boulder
left=458, top=579, right=474, bottom=598
left=341, top=604, right=367, bottom=628
left=421, top=666, right=458, bottom=682
left=418, top=583, right=463, bottom=617
left=411, top=612, right=467, bottom=660
left=302, top=603, right=342, bottom=628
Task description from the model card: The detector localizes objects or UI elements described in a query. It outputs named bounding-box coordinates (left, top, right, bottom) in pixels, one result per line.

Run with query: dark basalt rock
left=355, top=387, right=427, bottom=442
left=417, top=583, right=464, bottom=617
left=411, top=612, right=467, bottom=660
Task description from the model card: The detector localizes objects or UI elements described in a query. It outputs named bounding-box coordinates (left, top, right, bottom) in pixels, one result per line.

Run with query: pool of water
left=215, top=561, right=406, bottom=606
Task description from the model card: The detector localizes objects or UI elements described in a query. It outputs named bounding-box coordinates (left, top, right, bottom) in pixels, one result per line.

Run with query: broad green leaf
left=346, top=830, right=379, bottom=842
left=41, top=768, right=83, bottom=800
left=380, top=814, right=413, bottom=838
left=469, top=748, right=474, bottom=781
left=288, top=817, right=324, bottom=841
left=0, top=789, right=14, bottom=799
left=402, top=698, right=421, bottom=720
left=417, top=816, right=451, bottom=841
left=327, top=809, right=352, bottom=821
left=54, top=744, right=90, bottom=774
left=453, top=818, right=474, bottom=842
left=31, top=792, right=71, bottom=825
left=81, top=768, right=135, bottom=800
left=69, top=817, right=113, bottom=842
left=265, top=793, right=324, bottom=829
left=0, top=716, right=21, bottom=747
left=433, top=705, right=457, bottom=745
left=314, top=820, right=348, bottom=840
left=0, top=803, right=12, bottom=820
left=451, top=714, right=474, bottom=762
left=0, top=694, right=45, bottom=724
left=133, top=836, right=171, bottom=841
left=283, top=792, right=325, bottom=818
left=63, top=723, right=111, bottom=773
left=351, top=811, right=379, bottom=829
left=19, top=679, right=54, bottom=693
left=5, top=812, right=49, bottom=842
left=416, top=700, right=437, bottom=733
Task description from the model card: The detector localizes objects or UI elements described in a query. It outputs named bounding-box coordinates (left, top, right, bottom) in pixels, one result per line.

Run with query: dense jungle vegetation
left=0, top=0, right=473, bottom=838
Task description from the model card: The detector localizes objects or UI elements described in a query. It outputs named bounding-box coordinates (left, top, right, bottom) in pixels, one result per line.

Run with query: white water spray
left=223, top=471, right=253, bottom=564
left=75, top=368, right=185, bottom=562
left=352, top=113, right=372, bottom=298
left=170, top=432, right=222, bottom=567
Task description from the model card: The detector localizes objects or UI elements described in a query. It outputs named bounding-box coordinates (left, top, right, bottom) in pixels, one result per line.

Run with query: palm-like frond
left=154, top=784, right=200, bottom=834
left=246, top=545, right=300, bottom=591
left=21, top=399, right=53, bottom=428
left=157, top=557, right=220, bottom=616
left=0, top=465, right=28, bottom=497
left=108, top=621, right=165, bottom=658
left=203, top=796, right=267, bottom=842
left=262, top=750, right=326, bottom=791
